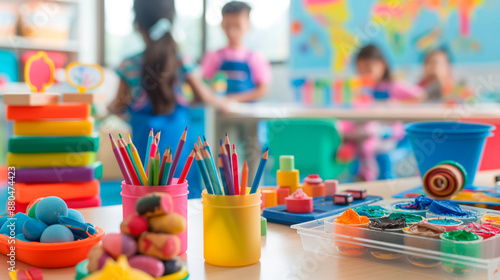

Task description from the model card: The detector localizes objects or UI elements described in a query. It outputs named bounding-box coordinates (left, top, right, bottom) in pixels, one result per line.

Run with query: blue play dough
left=429, top=200, right=475, bottom=217
left=0, top=213, right=30, bottom=236
left=66, top=209, right=85, bottom=223
left=15, top=233, right=31, bottom=242
left=40, top=225, right=74, bottom=243
left=35, top=197, right=69, bottom=225
left=0, top=216, right=8, bottom=229
left=22, top=218, right=48, bottom=241
left=58, top=216, right=96, bottom=240
left=395, top=195, right=434, bottom=210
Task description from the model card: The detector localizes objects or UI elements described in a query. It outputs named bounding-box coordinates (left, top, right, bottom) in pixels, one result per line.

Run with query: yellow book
left=14, top=117, right=94, bottom=136
left=7, top=152, right=96, bottom=168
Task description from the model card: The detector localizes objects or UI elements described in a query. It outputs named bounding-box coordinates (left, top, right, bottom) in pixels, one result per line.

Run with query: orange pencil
left=117, top=137, right=141, bottom=185
left=240, top=161, right=248, bottom=195
left=178, top=149, right=195, bottom=184
left=232, top=144, right=239, bottom=195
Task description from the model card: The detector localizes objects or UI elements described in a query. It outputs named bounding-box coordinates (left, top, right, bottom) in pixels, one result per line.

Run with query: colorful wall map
left=291, top=0, right=499, bottom=76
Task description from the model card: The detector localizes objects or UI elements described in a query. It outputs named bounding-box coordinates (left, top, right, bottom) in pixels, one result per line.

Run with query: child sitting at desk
left=108, top=0, right=225, bottom=198
left=418, top=48, right=454, bottom=101
left=201, top=1, right=271, bottom=102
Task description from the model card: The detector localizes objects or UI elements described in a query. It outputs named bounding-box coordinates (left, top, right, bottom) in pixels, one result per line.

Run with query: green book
left=8, top=133, right=100, bottom=153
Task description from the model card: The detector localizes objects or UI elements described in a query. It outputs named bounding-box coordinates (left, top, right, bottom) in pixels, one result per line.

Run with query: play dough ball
left=136, top=193, right=173, bottom=217
left=0, top=213, right=30, bottom=235
left=102, top=233, right=137, bottom=259
left=67, top=209, right=85, bottom=223
left=0, top=216, right=8, bottom=228
left=163, top=257, right=183, bottom=275
left=15, top=233, right=31, bottom=242
left=128, top=255, right=165, bottom=277
left=149, top=212, right=186, bottom=234
left=35, top=197, right=68, bottom=225
left=26, top=197, right=44, bottom=219
left=138, top=233, right=181, bottom=260
left=121, top=214, right=148, bottom=237
left=22, top=218, right=48, bottom=241
left=87, top=245, right=113, bottom=273
left=40, top=224, right=74, bottom=243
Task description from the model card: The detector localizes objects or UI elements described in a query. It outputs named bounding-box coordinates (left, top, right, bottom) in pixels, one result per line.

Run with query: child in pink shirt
left=201, top=1, right=271, bottom=102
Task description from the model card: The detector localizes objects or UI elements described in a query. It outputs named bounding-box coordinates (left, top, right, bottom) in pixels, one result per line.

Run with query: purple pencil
left=167, top=126, right=188, bottom=185
left=220, top=144, right=235, bottom=195
left=109, top=134, right=133, bottom=184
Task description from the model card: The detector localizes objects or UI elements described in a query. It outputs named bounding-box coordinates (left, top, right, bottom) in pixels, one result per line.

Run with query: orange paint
left=335, top=208, right=370, bottom=225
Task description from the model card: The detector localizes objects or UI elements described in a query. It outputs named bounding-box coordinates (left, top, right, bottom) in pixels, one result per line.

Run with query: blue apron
left=219, top=50, right=256, bottom=95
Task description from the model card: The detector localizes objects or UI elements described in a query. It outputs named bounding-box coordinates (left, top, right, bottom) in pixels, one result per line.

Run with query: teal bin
left=266, top=119, right=350, bottom=181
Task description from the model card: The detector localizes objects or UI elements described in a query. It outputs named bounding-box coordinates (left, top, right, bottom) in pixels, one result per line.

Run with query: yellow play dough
left=14, top=117, right=94, bottom=136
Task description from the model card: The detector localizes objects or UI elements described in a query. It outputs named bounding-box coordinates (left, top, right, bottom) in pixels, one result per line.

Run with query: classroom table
left=2, top=169, right=499, bottom=280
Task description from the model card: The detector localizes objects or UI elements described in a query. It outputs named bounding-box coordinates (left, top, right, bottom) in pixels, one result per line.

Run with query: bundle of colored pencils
left=109, top=126, right=195, bottom=186
left=194, top=134, right=268, bottom=195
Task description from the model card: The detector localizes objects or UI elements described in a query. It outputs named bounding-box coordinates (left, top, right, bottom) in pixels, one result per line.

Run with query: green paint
left=442, top=230, right=479, bottom=241
left=388, top=213, right=423, bottom=224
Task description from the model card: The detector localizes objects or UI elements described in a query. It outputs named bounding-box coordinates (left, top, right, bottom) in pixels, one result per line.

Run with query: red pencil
left=109, top=134, right=133, bottom=184
left=232, top=144, right=239, bottom=195
left=147, top=136, right=159, bottom=175
left=117, top=136, right=141, bottom=185
left=178, top=149, right=195, bottom=184
left=240, top=161, right=248, bottom=195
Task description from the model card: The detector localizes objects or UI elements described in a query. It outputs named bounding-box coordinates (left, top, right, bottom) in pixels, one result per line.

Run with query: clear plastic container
left=292, top=200, right=500, bottom=279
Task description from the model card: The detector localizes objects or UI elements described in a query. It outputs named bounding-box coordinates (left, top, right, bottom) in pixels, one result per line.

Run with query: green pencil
left=148, top=157, right=155, bottom=186
left=154, top=151, right=160, bottom=186
left=160, top=153, right=172, bottom=186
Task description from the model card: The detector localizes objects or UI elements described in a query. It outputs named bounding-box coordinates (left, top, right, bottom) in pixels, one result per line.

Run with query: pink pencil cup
left=121, top=179, right=189, bottom=254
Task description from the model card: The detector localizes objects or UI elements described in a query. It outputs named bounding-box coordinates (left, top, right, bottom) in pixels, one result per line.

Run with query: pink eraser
left=324, top=180, right=338, bottom=197
left=285, top=189, right=313, bottom=213
left=334, top=192, right=353, bottom=205
left=346, top=189, right=367, bottom=200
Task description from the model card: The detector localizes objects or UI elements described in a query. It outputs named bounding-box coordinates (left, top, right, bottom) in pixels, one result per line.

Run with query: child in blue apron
left=108, top=0, right=225, bottom=198
left=201, top=1, right=271, bottom=101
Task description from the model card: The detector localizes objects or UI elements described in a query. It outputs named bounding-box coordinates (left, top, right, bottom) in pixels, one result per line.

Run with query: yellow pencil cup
left=202, top=189, right=261, bottom=267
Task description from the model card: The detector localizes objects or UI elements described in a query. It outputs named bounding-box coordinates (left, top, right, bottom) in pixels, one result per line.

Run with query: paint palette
left=262, top=195, right=383, bottom=225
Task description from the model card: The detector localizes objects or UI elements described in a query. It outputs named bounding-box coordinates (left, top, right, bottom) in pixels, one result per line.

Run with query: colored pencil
left=155, top=130, right=161, bottom=145
left=109, top=134, right=132, bottom=184
left=232, top=144, right=239, bottom=195
left=160, top=153, right=172, bottom=186
left=195, top=144, right=213, bottom=194
left=203, top=148, right=223, bottom=195
left=220, top=143, right=234, bottom=195
left=159, top=146, right=170, bottom=183
left=148, top=157, right=155, bottom=186
left=154, top=151, right=160, bottom=186
left=130, top=142, right=148, bottom=185
left=218, top=155, right=228, bottom=195
left=224, top=133, right=232, bottom=166
left=250, top=148, right=269, bottom=194
left=117, top=136, right=141, bottom=185
left=241, top=161, right=248, bottom=195
left=148, top=136, right=159, bottom=171
left=178, top=149, right=195, bottom=184
left=144, top=128, right=153, bottom=169
left=123, top=134, right=143, bottom=185
left=167, top=126, right=187, bottom=185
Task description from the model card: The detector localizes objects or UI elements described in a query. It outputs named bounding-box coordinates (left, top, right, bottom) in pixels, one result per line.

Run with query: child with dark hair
left=108, top=0, right=225, bottom=198
left=355, top=44, right=424, bottom=101
left=418, top=48, right=453, bottom=101
left=201, top=1, right=271, bottom=102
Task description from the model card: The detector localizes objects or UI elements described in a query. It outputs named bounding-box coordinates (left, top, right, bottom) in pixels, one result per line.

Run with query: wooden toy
left=261, top=216, right=267, bottom=236
left=102, top=233, right=138, bottom=259
left=14, top=180, right=100, bottom=204
left=9, top=134, right=100, bottom=154
left=276, top=155, right=301, bottom=193
left=261, top=187, right=278, bottom=208
left=3, top=51, right=58, bottom=106
left=346, top=189, right=367, bottom=200
left=334, top=192, right=354, bottom=205
left=303, top=174, right=325, bottom=197
left=7, top=152, right=96, bottom=168
left=15, top=163, right=101, bottom=184
left=6, top=103, right=90, bottom=121
left=62, top=62, right=106, bottom=104
left=35, top=196, right=68, bottom=225
left=13, top=118, right=94, bottom=136
left=40, top=224, right=74, bottom=243
left=324, top=179, right=338, bottom=197
left=285, top=189, right=313, bottom=213
left=277, top=186, right=290, bottom=205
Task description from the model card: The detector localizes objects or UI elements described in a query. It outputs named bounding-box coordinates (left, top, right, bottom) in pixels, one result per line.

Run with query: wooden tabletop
left=2, top=170, right=499, bottom=280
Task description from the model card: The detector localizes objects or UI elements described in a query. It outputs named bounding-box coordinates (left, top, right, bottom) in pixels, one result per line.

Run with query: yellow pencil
left=130, top=142, right=148, bottom=185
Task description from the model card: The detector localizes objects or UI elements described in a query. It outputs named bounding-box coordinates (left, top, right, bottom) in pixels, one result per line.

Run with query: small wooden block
left=62, top=93, right=106, bottom=104
left=3, top=93, right=59, bottom=106
left=13, top=117, right=94, bottom=136
left=14, top=179, right=100, bottom=204
left=7, top=152, right=96, bottom=168
left=6, top=103, right=91, bottom=121
left=9, top=133, right=99, bottom=153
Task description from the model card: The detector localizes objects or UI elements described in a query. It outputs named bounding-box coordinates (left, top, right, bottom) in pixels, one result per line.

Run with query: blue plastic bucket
left=406, top=122, right=494, bottom=187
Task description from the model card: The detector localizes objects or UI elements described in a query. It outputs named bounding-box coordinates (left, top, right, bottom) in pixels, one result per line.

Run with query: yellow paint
left=7, top=152, right=96, bottom=168
left=65, top=62, right=104, bottom=93
left=24, top=51, right=55, bottom=93
left=14, top=118, right=94, bottom=136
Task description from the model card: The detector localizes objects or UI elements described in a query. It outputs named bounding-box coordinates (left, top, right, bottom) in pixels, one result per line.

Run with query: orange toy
left=15, top=180, right=100, bottom=203
left=302, top=174, right=325, bottom=197
left=6, top=103, right=91, bottom=121
left=260, top=187, right=278, bottom=208
left=0, top=227, right=104, bottom=268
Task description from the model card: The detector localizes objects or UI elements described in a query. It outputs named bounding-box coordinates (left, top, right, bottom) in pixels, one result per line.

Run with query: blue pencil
left=203, top=136, right=223, bottom=195
left=194, top=145, right=213, bottom=194
left=144, top=128, right=153, bottom=170
left=250, top=148, right=269, bottom=194
left=218, top=155, right=228, bottom=195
